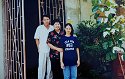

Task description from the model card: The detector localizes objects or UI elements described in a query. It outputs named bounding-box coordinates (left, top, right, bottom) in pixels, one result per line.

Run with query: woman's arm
left=47, top=43, right=63, bottom=52
left=76, top=48, right=80, bottom=67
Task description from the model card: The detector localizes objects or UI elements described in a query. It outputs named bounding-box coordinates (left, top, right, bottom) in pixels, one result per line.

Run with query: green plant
left=76, top=20, right=113, bottom=79
left=77, top=0, right=125, bottom=78
left=91, top=0, right=125, bottom=62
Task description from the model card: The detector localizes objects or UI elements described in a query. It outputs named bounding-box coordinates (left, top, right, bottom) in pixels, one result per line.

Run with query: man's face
left=42, top=17, right=50, bottom=26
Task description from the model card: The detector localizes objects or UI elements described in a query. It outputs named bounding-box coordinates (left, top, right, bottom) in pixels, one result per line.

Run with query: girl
left=60, top=23, right=80, bottom=79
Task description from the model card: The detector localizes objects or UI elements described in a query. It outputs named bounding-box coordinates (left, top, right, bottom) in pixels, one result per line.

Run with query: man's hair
left=42, top=15, right=50, bottom=20
left=52, top=19, right=61, bottom=25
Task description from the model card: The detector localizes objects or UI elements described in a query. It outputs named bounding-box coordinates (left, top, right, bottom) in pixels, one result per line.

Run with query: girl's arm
left=76, top=48, right=80, bottom=67
left=60, top=52, right=64, bottom=69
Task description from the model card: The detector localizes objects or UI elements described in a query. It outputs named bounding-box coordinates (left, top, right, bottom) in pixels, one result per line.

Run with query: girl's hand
left=60, top=62, right=64, bottom=69
left=77, top=60, right=80, bottom=67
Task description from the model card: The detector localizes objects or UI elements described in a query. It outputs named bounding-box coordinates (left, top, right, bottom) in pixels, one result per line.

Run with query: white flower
left=112, top=46, right=124, bottom=53
left=106, top=28, right=111, bottom=30
left=110, top=28, right=119, bottom=34
left=110, top=29, right=115, bottom=34
left=122, top=41, right=125, bottom=48
left=103, top=31, right=110, bottom=37
left=119, top=38, right=125, bottom=41
left=121, top=24, right=124, bottom=28
left=112, top=18, right=119, bottom=25
left=112, top=15, right=125, bottom=25
left=120, top=15, right=125, bottom=19
left=121, top=55, right=124, bottom=61
left=109, top=0, right=118, bottom=6
left=100, top=8, right=104, bottom=12
left=108, top=0, right=115, bottom=4
left=104, top=18, right=108, bottom=23
left=122, top=5, right=125, bottom=8
left=105, top=11, right=110, bottom=17
left=109, top=8, right=116, bottom=14
left=105, top=7, right=116, bottom=17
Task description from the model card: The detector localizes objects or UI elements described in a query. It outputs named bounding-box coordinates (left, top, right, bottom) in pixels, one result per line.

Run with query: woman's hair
left=52, top=19, right=61, bottom=25
left=64, top=23, right=74, bottom=36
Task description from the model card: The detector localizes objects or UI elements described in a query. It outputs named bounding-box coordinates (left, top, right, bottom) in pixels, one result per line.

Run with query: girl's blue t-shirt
left=59, top=35, right=80, bottom=66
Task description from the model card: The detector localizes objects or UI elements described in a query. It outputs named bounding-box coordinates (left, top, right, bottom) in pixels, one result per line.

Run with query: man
left=34, top=15, right=53, bottom=79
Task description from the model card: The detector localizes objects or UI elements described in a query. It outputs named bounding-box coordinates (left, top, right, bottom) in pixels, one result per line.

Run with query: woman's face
left=54, top=22, right=61, bottom=31
left=65, top=25, right=72, bottom=34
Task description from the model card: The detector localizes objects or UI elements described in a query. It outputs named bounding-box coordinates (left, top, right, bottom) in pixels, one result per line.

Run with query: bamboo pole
left=38, top=0, right=41, bottom=25
left=22, top=0, right=26, bottom=78
left=62, top=0, right=65, bottom=29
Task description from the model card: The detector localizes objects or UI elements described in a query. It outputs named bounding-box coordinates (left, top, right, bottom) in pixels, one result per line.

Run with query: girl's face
left=54, top=22, right=61, bottom=31
left=65, top=25, right=72, bottom=35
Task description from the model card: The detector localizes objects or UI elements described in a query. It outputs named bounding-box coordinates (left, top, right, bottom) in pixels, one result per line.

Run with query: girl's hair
left=64, top=23, right=74, bottom=36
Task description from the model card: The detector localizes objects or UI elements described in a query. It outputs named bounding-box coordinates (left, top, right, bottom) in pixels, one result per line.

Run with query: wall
left=65, top=0, right=94, bottom=32
left=80, top=0, right=94, bottom=21
left=0, top=0, right=4, bottom=79
left=65, top=0, right=80, bottom=32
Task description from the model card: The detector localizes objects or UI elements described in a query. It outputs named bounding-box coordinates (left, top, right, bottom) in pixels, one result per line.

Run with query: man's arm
left=35, top=39, right=39, bottom=48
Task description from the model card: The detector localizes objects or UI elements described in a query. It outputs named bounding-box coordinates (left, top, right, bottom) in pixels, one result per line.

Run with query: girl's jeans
left=63, top=65, right=77, bottom=79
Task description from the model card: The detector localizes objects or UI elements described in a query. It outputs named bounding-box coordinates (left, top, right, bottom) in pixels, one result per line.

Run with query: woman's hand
left=77, top=60, right=80, bottom=67
left=56, top=48, right=63, bottom=52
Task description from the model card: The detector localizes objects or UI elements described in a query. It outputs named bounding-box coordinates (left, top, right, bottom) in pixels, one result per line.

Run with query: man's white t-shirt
left=34, top=25, right=54, bottom=53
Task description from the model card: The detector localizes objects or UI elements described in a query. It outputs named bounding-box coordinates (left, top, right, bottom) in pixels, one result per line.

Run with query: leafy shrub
left=76, top=20, right=113, bottom=79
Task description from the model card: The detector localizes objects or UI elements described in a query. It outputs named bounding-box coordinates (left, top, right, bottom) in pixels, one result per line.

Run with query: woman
left=47, top=19, right=64, bottom=79
left=60, top=23, right=80, bottom=79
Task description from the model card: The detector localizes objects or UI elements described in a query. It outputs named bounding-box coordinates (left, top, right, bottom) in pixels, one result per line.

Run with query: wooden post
left=118, top=53, right=125, bottom=79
